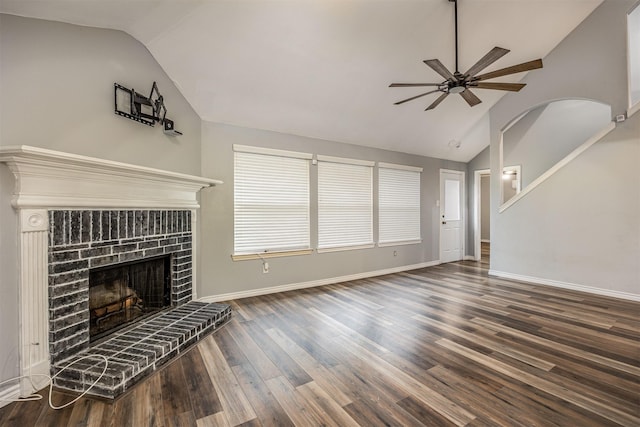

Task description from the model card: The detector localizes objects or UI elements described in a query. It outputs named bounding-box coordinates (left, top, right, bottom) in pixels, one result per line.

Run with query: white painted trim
left=480, top=239, right=490, bottom=243
left=0, top=383, right=20, bottom=409
left=0, top=145, right=221, bottom=209
left=378, top=162, right=423, bottom=172
left=439, top=169, right=465, bottom=263
left=628, top=102, right=640, bottom=118
left=17, top=210, right=50, bottom=397
left=473, top=169, right=490, bottom=262
left=232, top=249, right=313, bottom=261
left=463, top=255, right=476, bottom=261
left=232, top=144, right=312, bottom=159
left=377, top=239, right=422, bottom=248
left=499, top=122, right=616, bottom=213
left=439, top=168, right=465, bottom=175
left=199, top=260, right=441, bottom=302
left=489, top=270, right=640, bottom=302
left=317, top=155, right=375, bottom=167
left=317, top=243, right=376, bottom=253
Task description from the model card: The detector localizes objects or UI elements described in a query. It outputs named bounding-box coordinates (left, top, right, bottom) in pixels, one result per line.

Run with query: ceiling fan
left=390, top=0, right=543, bottom=111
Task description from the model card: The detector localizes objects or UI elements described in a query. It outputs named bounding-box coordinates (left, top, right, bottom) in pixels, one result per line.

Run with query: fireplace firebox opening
left=89, top=255, right=171, bottom=342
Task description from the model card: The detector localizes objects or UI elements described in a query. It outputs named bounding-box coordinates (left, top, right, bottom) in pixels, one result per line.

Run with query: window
left=378, top=163, right=422, bottom=245
left=317, top=155, right=374, bottom=251
left=444, top=179, right=461, bottom=221
left=233, top=145, right=311, bottom=257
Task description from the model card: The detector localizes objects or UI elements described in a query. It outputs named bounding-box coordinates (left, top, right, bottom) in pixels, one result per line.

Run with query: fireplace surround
left=48, top=209, right=193, bottom=363
left=0, top=146, right=223, bottom=397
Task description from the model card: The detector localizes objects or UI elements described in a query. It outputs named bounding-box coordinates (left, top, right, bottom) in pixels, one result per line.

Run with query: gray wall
left=0, top=15, right=201, bottom=172
left=0, top=15, right=201, bottom=386
left=465, top=145, right=490, bottom=257
left=199, top=121, right=465, bottom=297
left=502, top=100, right=611, bottom=190
left=480, top=175, right=490, bottom=241
left=488, top=0, right=640, bottom=296
left=501, top=173, right=518, bottom=203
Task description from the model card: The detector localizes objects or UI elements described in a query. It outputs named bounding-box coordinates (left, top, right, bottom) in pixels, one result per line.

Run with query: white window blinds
left=234, top=145, right=311, bottom=255
left=318, top=156, right=374, bottom=251
left=378, top=163, right=422, bottom=245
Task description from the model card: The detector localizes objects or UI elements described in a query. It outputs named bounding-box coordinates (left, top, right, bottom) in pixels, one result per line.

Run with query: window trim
left=231, top=249, right=313, bottom=261
left=233, top=145, right=312, bottom=258
left=233, top=144, right=312, bottom=160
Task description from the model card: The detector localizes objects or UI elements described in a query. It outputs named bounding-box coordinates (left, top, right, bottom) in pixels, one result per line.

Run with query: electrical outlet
left=393, top=251, right=397, bottom=257
left=262, top=261, right=269, bottom=274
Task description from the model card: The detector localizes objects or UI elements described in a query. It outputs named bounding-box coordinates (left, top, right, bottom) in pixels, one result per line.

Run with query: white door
left=440, top=170, right=464, bottom=263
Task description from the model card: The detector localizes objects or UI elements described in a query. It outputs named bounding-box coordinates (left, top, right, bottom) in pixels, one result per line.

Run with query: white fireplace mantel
left=0, top=145, right=222, bottom=209
left=0, top=145, right=221, bottom=397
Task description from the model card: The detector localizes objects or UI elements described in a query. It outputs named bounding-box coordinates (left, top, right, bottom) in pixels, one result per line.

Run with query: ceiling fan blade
left=394, top=89, right=442, bottom=105
left=389, top=83, right=441, bottom=87
left=423, top=59, right=456, bottom=81
left=460, top=89, right=482, bottom=107
left=474, top=59, right=543, bottom=81
left=425, top=92, right=449, bottom=110
left=464, top=47, right=510, bottom=78
left=472, top=82, right=526, bottom=92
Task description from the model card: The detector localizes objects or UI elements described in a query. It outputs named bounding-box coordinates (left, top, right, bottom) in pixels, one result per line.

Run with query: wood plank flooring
left=1, top=253, right=639, bottom=426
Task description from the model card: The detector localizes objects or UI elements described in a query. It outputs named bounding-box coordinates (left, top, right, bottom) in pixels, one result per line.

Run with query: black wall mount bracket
left=114, top=82, right=183, bottom=136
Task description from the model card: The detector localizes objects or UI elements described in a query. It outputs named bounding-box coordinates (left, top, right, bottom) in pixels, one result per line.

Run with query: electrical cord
left=0, top=345, right=108, bottom=410
left=1, top=302, right=216, bottom=409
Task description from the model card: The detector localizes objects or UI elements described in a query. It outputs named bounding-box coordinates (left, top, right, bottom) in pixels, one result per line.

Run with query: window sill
left=317, top=243, right=375, bottom=254
left=231, top=249, right=313, bottom=261
left=378, top=239, right=422, bottom=248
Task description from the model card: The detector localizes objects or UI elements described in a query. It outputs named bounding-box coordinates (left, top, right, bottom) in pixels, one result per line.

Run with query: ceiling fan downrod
left=450, top=0, right=459, bottom=74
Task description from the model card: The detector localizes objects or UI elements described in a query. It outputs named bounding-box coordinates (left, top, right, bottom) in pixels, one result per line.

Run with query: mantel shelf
left=0, top=145, right=222, bottom=209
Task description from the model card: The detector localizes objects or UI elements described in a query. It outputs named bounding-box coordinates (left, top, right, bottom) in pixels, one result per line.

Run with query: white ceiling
left=0, top=0, right=602, bottom=162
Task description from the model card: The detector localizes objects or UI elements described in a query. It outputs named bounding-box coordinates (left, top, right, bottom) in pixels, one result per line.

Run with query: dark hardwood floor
left=1, top=251, right=639, bottom=426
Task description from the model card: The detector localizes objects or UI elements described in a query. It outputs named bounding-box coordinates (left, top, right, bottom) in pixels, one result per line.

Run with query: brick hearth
left=53, top=301, right=231, bottom=398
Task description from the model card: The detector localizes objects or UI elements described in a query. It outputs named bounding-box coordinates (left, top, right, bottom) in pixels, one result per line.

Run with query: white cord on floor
left=1, top=302, right=218, bottom=409
left=0, top=351, right=108, bottom=410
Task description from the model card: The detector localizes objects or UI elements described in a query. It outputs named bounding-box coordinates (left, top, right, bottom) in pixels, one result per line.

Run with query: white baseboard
left=480, top=239, right=490, bottom=243
left=199, top=261, right=441, bottom=302
left=463, top=255, right=476, bottom=261
left=0, top=383, right=20, bottom=409
left=489, top=270, right=640, bottom=302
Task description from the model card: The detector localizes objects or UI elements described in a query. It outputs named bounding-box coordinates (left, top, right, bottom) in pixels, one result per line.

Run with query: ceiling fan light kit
left=390, top=0, right=543, bottom=111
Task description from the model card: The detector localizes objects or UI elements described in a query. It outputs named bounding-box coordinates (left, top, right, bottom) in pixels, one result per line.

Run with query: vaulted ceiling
left=0, top=0, right=602, bottom=161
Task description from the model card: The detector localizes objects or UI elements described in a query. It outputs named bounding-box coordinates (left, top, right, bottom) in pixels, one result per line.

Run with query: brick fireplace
left=48, top=209, right=194, bottom=363
left=0, top=146, right=226, bottom=398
